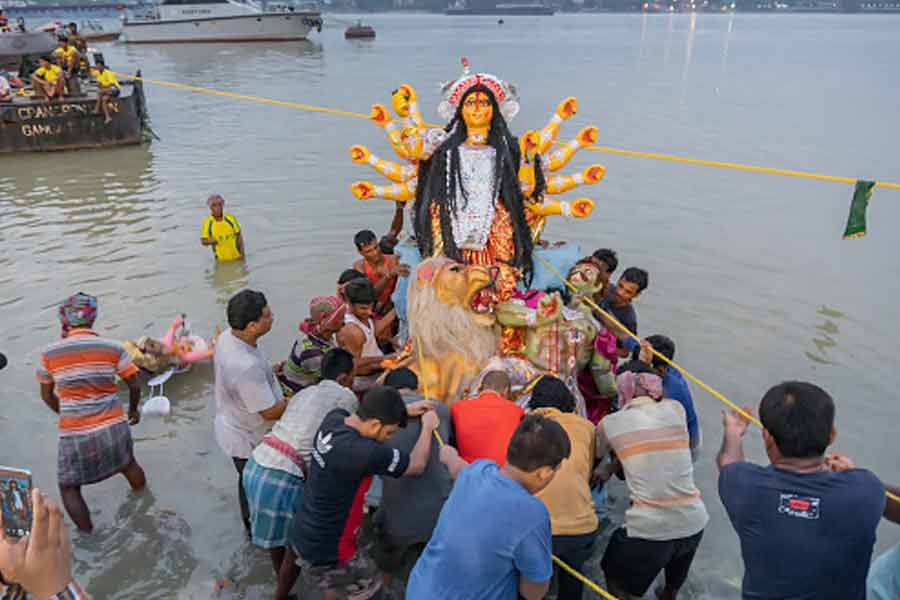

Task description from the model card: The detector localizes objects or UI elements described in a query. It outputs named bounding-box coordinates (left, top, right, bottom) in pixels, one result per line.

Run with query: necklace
left=467, top=133, right=487, bottom=145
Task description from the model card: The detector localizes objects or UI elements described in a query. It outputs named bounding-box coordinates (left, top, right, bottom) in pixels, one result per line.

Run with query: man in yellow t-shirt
left=53, top=37, right=82, bottom=96
left=90, top=59, right=120, bottom=124
left=31, top=57, right=64, bottom=100
left=201, top=195, right=244, bottom=261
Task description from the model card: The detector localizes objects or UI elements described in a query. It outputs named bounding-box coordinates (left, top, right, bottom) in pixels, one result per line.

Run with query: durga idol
left=350, top=58, right=606, bottom=300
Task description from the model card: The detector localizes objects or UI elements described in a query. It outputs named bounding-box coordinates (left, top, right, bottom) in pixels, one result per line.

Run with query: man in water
left=407, top=414, right=569, bottom=600
left=35, top=293, right=147, bottom=532
left=335, top=279, right=393, bottom=392
left=201, top=194, right=244, bottom=261
left=352, top=229, right=408, bottom=316
left=717, top=381, right=884, bottom=599
left=275, top=386, right=439, bottom=600
left=214, top=290, right=286, bottom=535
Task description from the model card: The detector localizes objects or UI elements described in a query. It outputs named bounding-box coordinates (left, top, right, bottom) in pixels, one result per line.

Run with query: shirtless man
left=336, top=279, right=395, bottom=393
left=352, top=224, right=409, bottom=316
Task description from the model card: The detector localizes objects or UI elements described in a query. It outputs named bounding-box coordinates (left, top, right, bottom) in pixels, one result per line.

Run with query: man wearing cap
left=201, top=195, right=244, bottom=262
left=35, top=293, right=147, bottom=532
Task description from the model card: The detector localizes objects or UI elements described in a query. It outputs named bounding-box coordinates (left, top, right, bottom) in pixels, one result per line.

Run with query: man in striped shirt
left=35, top=293, right=146, bottom=533
left=596, top=360, right=708, bottom=600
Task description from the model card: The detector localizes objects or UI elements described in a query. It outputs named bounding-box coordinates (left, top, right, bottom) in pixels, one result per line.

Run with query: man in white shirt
left=214, top=289, right=286, bottom=534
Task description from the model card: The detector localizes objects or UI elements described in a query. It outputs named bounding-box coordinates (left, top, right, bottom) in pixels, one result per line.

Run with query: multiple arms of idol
left=349, top=88, right=605, bottom=221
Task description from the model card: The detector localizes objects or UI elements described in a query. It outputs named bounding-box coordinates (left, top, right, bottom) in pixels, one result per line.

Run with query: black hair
left=320, top=348, right=354, bottom=381
left=338, top=268, right=366, bottom=285
left=592, top=248, right=618, bottom=273
left=506, top=414, right=571, bottom=472
left=57, top=35, right=68, bottom=42
left=617, top=359, right=657, bottom=376
left=345, top=279, right=376, bottom=305
left=529, top=376, right=576, bottom=413
left=0, top=352, right=7, bottom=371
left=630, top=334, right=675, bottom=370
left=412, top=85, right=538, bottom=286
left=357, top=385, right=408, bottom=428
left=759, top=381, right=835, bottom=459
left=226, top=289, right=267, bottom=330
left=620, top=267, right=649, bottom=292
left=354, top=230, right=378, bottom=250
left=68, top=22, right=78, bottom=30
left=384, top=367, right=419, bottom=391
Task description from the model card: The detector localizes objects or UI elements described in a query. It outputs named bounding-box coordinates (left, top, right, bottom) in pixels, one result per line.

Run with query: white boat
left=121, top=0, right=323, bottom=44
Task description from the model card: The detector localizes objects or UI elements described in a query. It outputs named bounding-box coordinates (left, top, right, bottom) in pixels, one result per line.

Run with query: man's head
left=384, top=367, right=419, bottom=393
left=227, top=289, right=273, bottom=337
left=303, top=295, right=344, bottom=338
left=320, top=348, right=355, bottom=388
left=68, top=22, right=78, bottom=34
left=337, top=268, right=366, bottom=300
left=759, top=381, right=836, bottom=461
left=207, top=194, right=224, bottom=219
left=39, top=56, right=51, bottom=68
left=480, top=370, right=511, bottom=399
left=379, top=235, right=399, bottom=256
left=616, top=360, right=663, bottom=405
left=591, top=248, right=618, bottom=282
left=0, top=352, right=7, bottom=371
left=95, top=58, right=106, bottom=71
left=57, top=36, right=68, bottom=48
left=356, top=385, right=408, bottom=442
left=632, top=334, right=675, bottom=377
left=354, top=229, right=381, bottom=264
left=506, top=414, right=571, bottom=494
left=58, top=292, right=98, bottom=337
left=529, top=376, right=576, bottom=414
left=344, top=279, right=376, bottom=321
left=612, top=267, right=649, bottom=307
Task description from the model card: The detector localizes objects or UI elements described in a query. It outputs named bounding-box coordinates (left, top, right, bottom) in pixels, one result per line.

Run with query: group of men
left=0, top=25, right=122, bottom=123
left=5, top=198, right=897, bottom=599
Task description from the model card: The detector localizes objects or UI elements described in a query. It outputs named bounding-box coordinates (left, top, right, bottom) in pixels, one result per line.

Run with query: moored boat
left=344, top=21, right=374, bottom=39
left=121, top=0, right=323, bottom=44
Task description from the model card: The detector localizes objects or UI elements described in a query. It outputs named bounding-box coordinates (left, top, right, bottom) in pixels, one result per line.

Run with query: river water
left=1, top=12, right=899, bottom=599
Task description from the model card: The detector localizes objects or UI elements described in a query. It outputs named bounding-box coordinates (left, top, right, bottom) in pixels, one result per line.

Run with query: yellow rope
left=123, top=73, right=896, bottom=502
left=117, top=74, right=900, bottom=190
left=534, top=253, right=762, bottom=428
left=415, top=335, right=444, bottom=447
left=553, top=556, right=619, bottom=600
left=535, top=254, right=900, bottom=505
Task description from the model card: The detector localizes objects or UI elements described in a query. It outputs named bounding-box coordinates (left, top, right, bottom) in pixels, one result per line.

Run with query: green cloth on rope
left=843, top=180, right=875, bottom=239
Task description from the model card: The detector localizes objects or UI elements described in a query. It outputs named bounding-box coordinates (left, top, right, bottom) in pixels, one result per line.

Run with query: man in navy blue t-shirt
left=274, top=385, right=439, bottom=600
left=717, top=381, right=885, bottom=600
left=406, top=414, right=571, bottom=600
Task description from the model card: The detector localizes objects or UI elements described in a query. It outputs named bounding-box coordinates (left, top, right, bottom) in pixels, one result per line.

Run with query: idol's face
left=462, top=91, right=493, bottom=130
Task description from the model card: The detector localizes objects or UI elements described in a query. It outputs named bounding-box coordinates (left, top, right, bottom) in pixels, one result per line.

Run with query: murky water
left=1, top=12, right=899, bottom=598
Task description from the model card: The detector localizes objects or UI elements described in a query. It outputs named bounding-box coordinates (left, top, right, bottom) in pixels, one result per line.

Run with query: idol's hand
left=349, top=145, right=371, bottom=164
left=351, top=181, right=375, bottom=200
left=398, top=84, right=417, bottom=103
left=570, top=198, right=594, bottom=219
left=583, top=164, right=606, bottom=184
left=578, top=126, right=598, bottom=146
left=556, top=96, right=577, bottom=119
left=370, top=104, right=392, bottom=128
left=520, top=130, right=540, bottom=161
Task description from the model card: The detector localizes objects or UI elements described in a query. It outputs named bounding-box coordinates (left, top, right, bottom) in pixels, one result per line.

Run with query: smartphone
left=0, top=467, right=32, bottom=538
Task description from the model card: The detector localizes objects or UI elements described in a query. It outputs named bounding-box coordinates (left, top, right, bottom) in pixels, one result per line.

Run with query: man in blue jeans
left=406, top=414, right=571, bottom=600
left=717, top=381, right=884, bottom=600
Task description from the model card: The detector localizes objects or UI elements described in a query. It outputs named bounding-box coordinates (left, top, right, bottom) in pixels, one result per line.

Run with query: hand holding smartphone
left=0, top=467, right=32, bottom=539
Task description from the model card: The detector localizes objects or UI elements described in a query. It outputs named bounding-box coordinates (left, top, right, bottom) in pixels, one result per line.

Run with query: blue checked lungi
left=242, top=456, right=304, bottom=549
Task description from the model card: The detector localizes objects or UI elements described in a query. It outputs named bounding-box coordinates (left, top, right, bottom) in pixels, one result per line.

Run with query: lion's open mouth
left=470, top=276, right=497, bottom=315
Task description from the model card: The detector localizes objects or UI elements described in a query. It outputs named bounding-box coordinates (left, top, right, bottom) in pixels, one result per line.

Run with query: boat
left=121, top=0, right=323, bottom=44
left=445, top=1, right=555, bottom=14
left=80, top=20, right=122, bottom=42
left=1, top=35, right=150, bottom=152
left=344, top=21, right=374, bottom=39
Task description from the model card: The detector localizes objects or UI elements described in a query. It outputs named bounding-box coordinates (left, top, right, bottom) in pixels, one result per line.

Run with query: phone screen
left=0, top=467, right=32, bottom=538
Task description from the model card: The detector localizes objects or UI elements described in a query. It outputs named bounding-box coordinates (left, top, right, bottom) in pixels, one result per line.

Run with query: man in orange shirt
left=36, top=293, right=147, bottom=532
left=450, top=371, right=523, bottom=465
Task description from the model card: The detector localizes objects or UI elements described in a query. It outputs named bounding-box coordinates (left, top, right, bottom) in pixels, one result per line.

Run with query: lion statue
left=403, top=257, right=499, bottom=405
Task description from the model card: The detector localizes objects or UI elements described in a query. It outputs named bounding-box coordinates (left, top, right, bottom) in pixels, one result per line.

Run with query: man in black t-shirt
left=275, top=385, right=439, bottom=600
left=595, top=266, right=648, bottom=357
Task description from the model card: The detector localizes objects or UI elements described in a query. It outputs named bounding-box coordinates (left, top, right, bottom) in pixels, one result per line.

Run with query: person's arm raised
left=258, top=397, right=286, bottom=421
left=403, top=410, right=438, bottom=477
left=716, top=406, right=752, bottom=471
left=438, top=444, right=468, bottom=479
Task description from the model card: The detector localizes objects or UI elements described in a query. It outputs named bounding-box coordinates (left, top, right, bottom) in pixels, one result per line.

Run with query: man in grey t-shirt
left=214, top=290, right=285, bottom=533
left=376, top=367, right=453, bottom=581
